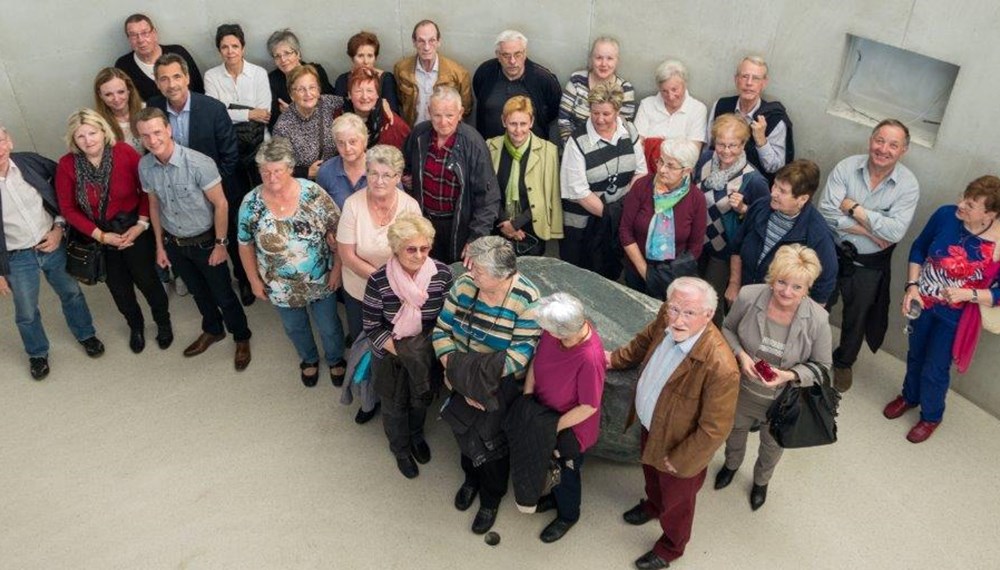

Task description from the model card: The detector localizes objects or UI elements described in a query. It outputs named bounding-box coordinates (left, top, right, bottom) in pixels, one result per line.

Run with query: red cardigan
left=619, top=174, right=706, bottom=270
left=55, top=142, right=148, bottom=237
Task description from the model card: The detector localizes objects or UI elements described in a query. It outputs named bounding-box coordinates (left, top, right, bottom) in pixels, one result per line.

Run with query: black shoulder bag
left=766, top=364, right=841, bottom=448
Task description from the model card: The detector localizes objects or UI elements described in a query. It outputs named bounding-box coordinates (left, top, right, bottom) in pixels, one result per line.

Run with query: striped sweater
left=557, top=70, right=636, bottom=142
left=362, top=260, right=454, bottom=359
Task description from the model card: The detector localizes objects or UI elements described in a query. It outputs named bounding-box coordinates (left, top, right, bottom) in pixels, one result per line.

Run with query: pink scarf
left=953, top=259, right=1000, bottom=373
left=386, top=256, right=436, bottom=339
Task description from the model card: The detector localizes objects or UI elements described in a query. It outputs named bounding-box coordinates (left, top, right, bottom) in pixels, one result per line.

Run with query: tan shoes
left=183, top=332, right=226, bottom=357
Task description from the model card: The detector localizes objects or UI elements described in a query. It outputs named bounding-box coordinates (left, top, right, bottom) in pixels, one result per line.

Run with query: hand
left=381, top=100, right=393, bottom=123
left=464, top=396, right=486, bottom=411
left=662, top=455, right=678, bottom=475
left=326, top=269, right=342, bottom=291
left=462, top=243, right=473, bottom=270
left=737, top=351, right=762, bottom=381
left=839, top=198, right=857, bottom=214
left=156, top=247, right=171, bottom=269
left=208, top=245, right=228, bottom=266
left=761, top=367, right=796, bottom=388
left=384, top=338, right=397, bottom=356
left=638, top=263, right=649, bottom=281
left=725, top=281, right=740, bottom=305
left=728, top=192, right=746, bottom=214
left=278, top=98, right=289, bottom=113
left=307, top=160, right=322, bottom=179
left=498, top=220, right=519, bottom=239
left=901, top=284, right=924, bottom=317
left=871, top=235, right=891, bottom=250
left=249, top=108, right=271, bottom=123
left=0, top=275, right=10, bottom=296
left=443, top=373, right=452, bottom=391
left=101, top=232, right=125, bottom=248
left=250, top=280, right=268, bottom=300
left=942, top=287, right=974, bottom=304
left=118, top=225, right=144, bottom=249
left=603, top=350, right=613, bottom=369
left=34, top=226, right=64, bottom=253
left=751, top=115, right=768, bottom=147
left=440, top=354, right=450, bottom=369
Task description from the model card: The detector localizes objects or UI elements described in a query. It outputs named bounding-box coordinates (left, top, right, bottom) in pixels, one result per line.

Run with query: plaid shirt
left=421, top=132, right=460, bottom=213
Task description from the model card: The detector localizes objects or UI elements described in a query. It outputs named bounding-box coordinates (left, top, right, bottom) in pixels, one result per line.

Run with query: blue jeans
left=275, top=293, right=345, bottom=365
left=343, top=291, right=364, bottom=340
left=902, top=307, right=958, bottom=422
left=6, top=245, right=97, bottom=357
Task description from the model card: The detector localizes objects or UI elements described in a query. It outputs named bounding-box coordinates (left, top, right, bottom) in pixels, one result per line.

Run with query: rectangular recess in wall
left=827, top=34, right=959, bottom=148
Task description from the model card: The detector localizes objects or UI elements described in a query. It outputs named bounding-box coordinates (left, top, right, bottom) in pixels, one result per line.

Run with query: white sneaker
left=175, top=277, right=189, bottom=296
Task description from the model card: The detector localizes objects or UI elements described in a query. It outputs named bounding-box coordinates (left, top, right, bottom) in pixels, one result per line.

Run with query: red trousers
left=639, top=428, right=707, bottom=562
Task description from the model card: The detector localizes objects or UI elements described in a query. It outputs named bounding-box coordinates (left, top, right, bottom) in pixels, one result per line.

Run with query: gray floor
left=2, top=282, right=999, bottom=570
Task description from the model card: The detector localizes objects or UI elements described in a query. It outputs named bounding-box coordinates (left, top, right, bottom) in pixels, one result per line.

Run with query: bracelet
left=972, top=289, right=979, bottom=302
left=904, top=281, right=919, bottom=292
left=137, top=220, right=150, bottom=230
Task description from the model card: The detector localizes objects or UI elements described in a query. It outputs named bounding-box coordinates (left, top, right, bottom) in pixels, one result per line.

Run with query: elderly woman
left=486, top=95, right=562, bottom=257
left=333, top=31, right=402, bottom=115
left=728, top=159, right=837, bottom=306
left=93, top=68, right=144, bottom=152
left=433, top=236, right=541, bottom=535
left=362, top=214, right=453, bottom=478
left=237, top=137, right=346, bottom=387
left=560, top=83, right=647, bottom=281
left=694, top=114, right=770, bottom=323
left=716, top=244, right=832, bottom=510
left=316, top=114, right=369, bottom=210
left=55, top=109, right=171, bottom=352
left=523, top=292, right=605, bottom=543
left=634, top=59, right=708, bottom=166
left=620, top=138, right=706, bottom=300
left=557, top=37, right=635, bottom=143
left=339, top=67, right=410, bottom=150
left=885, top=176, right=1000, bottom=443
left=272, top=65, right=344, bottom=180
left=266, top=29, right=335, bottom=130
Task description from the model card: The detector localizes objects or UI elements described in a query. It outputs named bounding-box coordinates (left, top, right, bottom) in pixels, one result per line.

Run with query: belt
left=424, top=210, right=455, bottom=219
left=164, top=229, right=214, bottom=247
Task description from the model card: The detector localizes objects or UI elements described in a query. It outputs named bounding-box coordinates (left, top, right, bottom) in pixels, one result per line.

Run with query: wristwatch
left=215, top=237, right=229, bottom=246
left=847, top=203, right=860, bottom=218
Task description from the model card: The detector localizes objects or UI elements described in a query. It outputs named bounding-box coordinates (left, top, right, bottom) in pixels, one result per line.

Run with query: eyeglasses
left=657, top=159, right=685, bottom=171
left=367, top=171, right=399, bottom=182
left=737, top=73, right=765, bottom=83
left=403, top=245, right=431, bottom=255
left=715, top=142, right=742, bottom=151
left=127, top=30, right=153, bottom=40
left=292, top=85, right=319, bottom=95
left=498, top=51, right=526, bottom=62
left=666, top=304, right=705, bottom=321
left=456, top=287, right=510, bottom=344
left=272, top=49, right=298, bottom=61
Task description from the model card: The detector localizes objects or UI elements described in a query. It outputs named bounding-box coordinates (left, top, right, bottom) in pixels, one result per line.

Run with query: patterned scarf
left=702, top=151, right=747, bottom=193
left=645, top=177, right=690, bottom=261
left=344, top=98, right=385, bottom=149
left=503, top=134, right=531, bottom=220
left=73, top=145, right=113, bottom=222
left=701, top=155, right=750, bottom=254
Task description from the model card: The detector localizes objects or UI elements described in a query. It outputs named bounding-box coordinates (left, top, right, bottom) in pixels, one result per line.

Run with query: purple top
left=532, top=328, right=606, bottom=452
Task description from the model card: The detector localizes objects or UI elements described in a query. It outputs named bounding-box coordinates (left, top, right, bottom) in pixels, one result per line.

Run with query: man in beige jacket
left=393, top=20, right=472, bottom=127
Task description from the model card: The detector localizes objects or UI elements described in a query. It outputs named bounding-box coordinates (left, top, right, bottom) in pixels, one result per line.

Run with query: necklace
left=369, top=193, right=398, bottom=226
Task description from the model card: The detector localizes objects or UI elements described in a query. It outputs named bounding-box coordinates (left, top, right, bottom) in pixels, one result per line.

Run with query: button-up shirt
left=166, top=95, right=192, bottom=148
left=0, top=162, right=55, bottom=249
left=634, top=90, right=708, bottom=142
left=138, top=144, right=221, bottom=238
left=634, top=327, right=705, bottom=429
left=414, top=56, right=439, bottom=124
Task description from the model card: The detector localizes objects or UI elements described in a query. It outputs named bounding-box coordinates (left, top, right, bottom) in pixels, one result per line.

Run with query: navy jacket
left=0, top=153, right=60, bottom=276
left=147, top=92, right=238, bottom=181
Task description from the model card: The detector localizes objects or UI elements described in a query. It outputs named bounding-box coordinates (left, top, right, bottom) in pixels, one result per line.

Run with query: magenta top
left=532, top=328, right=606, bottom=452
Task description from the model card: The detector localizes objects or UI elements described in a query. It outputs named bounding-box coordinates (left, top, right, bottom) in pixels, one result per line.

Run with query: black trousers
left=427, top=215, right=458, bottom=264
left=224, top=175, right=252, bottom=290
left=833, top=265, right=884, bottom=368
left=461, top=453, right=511, bottom=510
left=551, top=454, right=585, bottom=522
left=560, top=221, right=622, bottom=281
left=374, top=351, right=432, bottom=458
left=165, top=238, right=251, bottom=341
left=103, top=230, right=170, bottom=330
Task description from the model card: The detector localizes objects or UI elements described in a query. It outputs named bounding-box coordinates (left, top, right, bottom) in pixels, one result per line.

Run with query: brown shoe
left=183, top=332, right=226, bottom=357
left=234, top=340, right=252, bottom=371
left=833, top=367, right=853, bottom=393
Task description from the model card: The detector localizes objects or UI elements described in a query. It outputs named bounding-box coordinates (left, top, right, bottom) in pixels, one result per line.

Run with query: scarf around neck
left=503, top=134, right=531, bottom=219
left=74, top=145, right=114, bottom=222
left=646, top=176, right=690, bottom=261
left=702, top=151, right=748, bottom=193
left=386, top=255, right=437, bottom=339
left=345, top=99, right=385, bottom=149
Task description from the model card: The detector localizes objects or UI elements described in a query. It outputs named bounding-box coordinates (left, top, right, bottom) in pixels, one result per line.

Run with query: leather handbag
left=766, top=365, right=841, bottom=449
left=64, top=231, right=106, bottom=285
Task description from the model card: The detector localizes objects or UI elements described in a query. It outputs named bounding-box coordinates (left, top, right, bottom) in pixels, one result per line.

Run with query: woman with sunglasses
left=362, top=214, right=453, bottom=478
left=432, top=236, right=542, bottom=535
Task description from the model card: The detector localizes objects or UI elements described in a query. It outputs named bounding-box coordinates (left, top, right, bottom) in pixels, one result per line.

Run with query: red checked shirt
left=421, top=132, right=460, bottom=214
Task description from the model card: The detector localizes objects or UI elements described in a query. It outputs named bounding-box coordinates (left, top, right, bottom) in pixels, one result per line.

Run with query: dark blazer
left=0, top=153, right=60, bottom=276
left=114, top=44, right=204, bottom=101
left=147, top=92, right=239, bottom=180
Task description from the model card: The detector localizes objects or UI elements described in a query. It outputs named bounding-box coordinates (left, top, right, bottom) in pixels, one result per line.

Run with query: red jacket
left=55, top=142, right=148, bottom=237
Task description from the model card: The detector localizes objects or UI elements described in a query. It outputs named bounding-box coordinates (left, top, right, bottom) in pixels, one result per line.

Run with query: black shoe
left=354, top=401, right=380, bottom=424
left=471, top=507, right=497, bottom=535
left=540, top=518, right=576, bottom=543
left=129, top=328, right=146, bottom=354
left=536, top=494, right=557, bottom=514
left=454, top=483, right=479, bottom=511
left=155, top=323, right=174, bottom=349
left=714, top=466, right=737, bottom=490
left=412, top=439, right=431, bottom=464
left=300, top=361, right=319, bottom=387
left=330, top=359, right=347, bottom=387
left=750, top=484, right=768, bottom=511
left=239, top=282, right=256, bottom=307
left=622, top=501, right=655, bottom=526
left=80, top=337, right=105, bottom=357
left=634, top=550, right=670, bottom=569
left=396, top=455, right=419, bottom=479
left=29, top=357, right=50, bottom=380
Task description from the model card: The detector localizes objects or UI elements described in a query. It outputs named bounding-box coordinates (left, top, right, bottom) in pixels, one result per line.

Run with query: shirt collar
left=861, top=155, right=901, bottom=187
left=665, top=326, right=705, bottom=354
left=167, top=94, right=192, bottom=116
left=416, top=55, right=439, bottom=74
left=736, top=98, right=761, bottom=120
left=585, top=116, right=628, bottom=145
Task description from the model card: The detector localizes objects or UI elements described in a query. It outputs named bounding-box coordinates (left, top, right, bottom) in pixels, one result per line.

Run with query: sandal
left=330, top=359, right=347, bottom=387
left=300, top=361, right=319, bottom=387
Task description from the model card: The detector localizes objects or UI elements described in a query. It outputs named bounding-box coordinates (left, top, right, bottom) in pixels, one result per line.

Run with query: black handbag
left=65, top=230, right=106, bottom=285
left=766, top=366, right=841, bottom=448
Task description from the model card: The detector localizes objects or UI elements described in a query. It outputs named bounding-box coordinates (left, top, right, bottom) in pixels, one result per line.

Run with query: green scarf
left=503, top=134, right=531, bottom=219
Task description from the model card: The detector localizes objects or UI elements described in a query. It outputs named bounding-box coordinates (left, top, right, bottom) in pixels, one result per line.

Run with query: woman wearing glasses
left=266, top=29, right=335, bottom=131
left=486, top=96, right=562, bottom=256
left=433, top=236, right=542, bottom=535
left=362, top=214, right=453, bottom=478
left=272, top=65, right=344, bottom=180
left=619, top=138, right=706, bottom=301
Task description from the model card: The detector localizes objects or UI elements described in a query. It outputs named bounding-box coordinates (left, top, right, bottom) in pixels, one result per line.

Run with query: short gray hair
left=267, top=29, right=301, bottom=58
left=495, top=30, right=527, bottom=49
left=654, top=59, right=688, bottom=85
left=466, top=236, right=516, bottom=279
left=255, top=137, right=296, bottom=169
left=429, top=85, right=463, bottom=109
left=667, top=277, right=718, bottom=312
left=659, top=138, right=700, bottom=169
left=331, top=113, right=368, bottom=141
left=366, top=144, right=404, bottom=175
left=534, top=293, right=587, bottom=339
left=737, top=55, right=769, bottom=77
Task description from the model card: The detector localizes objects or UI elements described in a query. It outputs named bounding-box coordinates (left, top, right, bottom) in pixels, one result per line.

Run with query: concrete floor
left=2, top=282, right=999, bottom=570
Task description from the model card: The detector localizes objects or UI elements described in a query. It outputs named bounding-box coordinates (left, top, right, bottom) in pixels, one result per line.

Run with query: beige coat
left=486, top=134, right=564, bottom=240
left=393, top=53, right=472, bottom=126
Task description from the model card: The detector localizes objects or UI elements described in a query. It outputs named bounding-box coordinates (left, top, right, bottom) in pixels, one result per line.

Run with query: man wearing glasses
left=707, top=56, right=793, bottom=182
left=114, top=13, right=204, bottom=101
left=394, top=20, right=472, bottom=127
left=607, top=277, right=739, bottom=570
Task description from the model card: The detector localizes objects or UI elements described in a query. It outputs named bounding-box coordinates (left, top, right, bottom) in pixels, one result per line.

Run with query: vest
left=713, top=96, right=794, bottom=182
left=562, top=121, right=639, bottom=228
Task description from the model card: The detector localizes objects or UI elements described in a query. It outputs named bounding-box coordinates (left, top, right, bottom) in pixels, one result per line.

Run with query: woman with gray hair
left=237, top=137, right=346, bottom=387
left=266, top=28, right=335, bottom=130
left=316, top=113, right=370, bottom=210
left=557, top=36, right=636, bottom=143
left=522, top=292, right=605, bottom=542
left=619, top=138, right=707, bottom=300
left=634, top=59, right=708, bottom=150
left=433, top=235, right=542, bottom=535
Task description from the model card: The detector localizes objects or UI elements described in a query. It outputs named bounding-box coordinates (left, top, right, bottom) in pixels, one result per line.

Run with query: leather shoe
left=833, top=366, right=853, bottom=393
left=883, top=395, right=916, bottom=419
left=454, top=483, right=479, bottom=511
left=300, top=361, right=319, bottom=387
left=239, top=282, right=256, bottom=307
left=906, top=420, right=941, bottom=443
left=79, top=336, right=105, bottom=357
left=411, top=439, right=431, bottom=464
left=622, top=501, right=655, bottom=526
left=29, top=357, right=50, bottom=380
left=634, top=550, right=669, bottom=569
left=396, top=455, right=419, bottom=479
left=234, top=340, right=251, bottom=371
left=750, top=484, right=768, bottom=511
left=129, top=328, right=145, bottom=354
left=354, top=401, right=380, bottom=424
left=714, top=466, right=737, bottom=490
left=330, top=359, right=347, bottom=387
left=540, top=517, right=576, bottom=543
left=535, top=494, right=556, bottom=514
left=471, top=507, right=497, bottom=535
left=183, top=332, right=226, bottom=357
left=155, top=323, right=174, bottom=349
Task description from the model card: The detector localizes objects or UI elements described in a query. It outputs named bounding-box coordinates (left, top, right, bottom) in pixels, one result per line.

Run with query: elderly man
left=607, top=277, right=739, bottom=570
left=394, top=20, right=472, bottom=127
left=472, top=30, right=561, bottom=140
left=818, top=119, right=919, bottom=392
left=404, top=86, right=500, bottom=265
left=135, top=108, right=251, bottom=370
left=114, top=13, right=203, bottom=101
left=0, top=126, right=104, bottom=380
left=708, top=56, right=793, bottom=182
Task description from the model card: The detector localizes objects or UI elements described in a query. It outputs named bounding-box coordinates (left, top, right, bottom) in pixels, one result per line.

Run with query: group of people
left=2, top=12, right=1000, bottom=570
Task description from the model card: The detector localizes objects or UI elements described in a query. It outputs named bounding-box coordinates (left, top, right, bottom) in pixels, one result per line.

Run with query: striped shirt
left=759, top=210, right=798, bottom=265
left=557, top=70, right=636, bottom=143
left=433, top=273, right=541, bottom=379
left=362, top=260, right=454, bottom=358
left=421, top=132, right=460, bottom=213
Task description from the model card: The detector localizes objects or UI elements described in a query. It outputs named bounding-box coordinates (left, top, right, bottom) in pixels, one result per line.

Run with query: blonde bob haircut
left=65, top=108, right=117, bottom=153
left=710, top=113, right=751, bottom=145
left=587, top=82, right=624, bottom=112
left=366, top=144, right=405, bottom=176
left=502, top=95, right=535, bottom=121
left=765, top=244, right=822, bottom=289
left=331, top=112, right=369, bottom=141
left=388, top=214, right=436, bottom=254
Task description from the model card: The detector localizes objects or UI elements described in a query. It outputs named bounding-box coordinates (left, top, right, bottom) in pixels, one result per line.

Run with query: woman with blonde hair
left=557, top=36, right=635, bottom=143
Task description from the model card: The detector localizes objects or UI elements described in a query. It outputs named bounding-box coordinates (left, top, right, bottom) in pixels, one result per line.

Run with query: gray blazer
left=722, top=283, right=832, bottom=387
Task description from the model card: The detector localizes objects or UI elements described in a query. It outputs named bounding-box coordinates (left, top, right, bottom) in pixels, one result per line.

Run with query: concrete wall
left=2, top=0, right=999, bottom=416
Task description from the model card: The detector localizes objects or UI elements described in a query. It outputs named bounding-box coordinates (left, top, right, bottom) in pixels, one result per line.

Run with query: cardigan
left=618, top=174, right=706, bottom=270
left=267, top=62, right=336, bottom=131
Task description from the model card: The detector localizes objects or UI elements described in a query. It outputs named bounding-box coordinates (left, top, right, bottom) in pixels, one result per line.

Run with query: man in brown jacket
left=607, top=277, right=739, bottom=569
left=393, top=20, right=473, bottom=127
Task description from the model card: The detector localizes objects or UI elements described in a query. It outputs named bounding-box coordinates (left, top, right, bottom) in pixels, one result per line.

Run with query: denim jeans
left=164, top=239, right=250, bottom=341
left=275, top=293, right=345, bottom=365
left=6, top=245, right=97, bottom=357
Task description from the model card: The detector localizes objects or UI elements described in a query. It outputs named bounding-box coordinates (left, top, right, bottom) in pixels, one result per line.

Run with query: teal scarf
left=503, top=134, right=530, bottom=219
left=646, top=177, right=690, bottom=261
